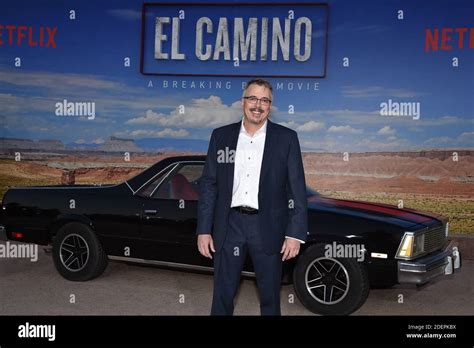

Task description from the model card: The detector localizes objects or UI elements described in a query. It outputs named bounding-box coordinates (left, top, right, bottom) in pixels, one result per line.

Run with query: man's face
left=241, top=84, right=272, bottom=126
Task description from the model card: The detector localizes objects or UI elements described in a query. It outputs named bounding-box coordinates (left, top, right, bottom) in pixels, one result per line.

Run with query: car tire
left=52, top=222, right=108, bottom=281
left=293, top=243, right=369, bottom=315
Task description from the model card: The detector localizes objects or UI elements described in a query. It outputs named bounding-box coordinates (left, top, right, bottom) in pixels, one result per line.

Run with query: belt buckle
left=240, top=205, right=256, bottom=214
left=232, top=205, right=257, bottom=214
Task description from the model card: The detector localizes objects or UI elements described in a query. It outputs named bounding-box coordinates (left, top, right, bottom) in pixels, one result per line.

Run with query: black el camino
left=0, top=155, right=462, bottom=315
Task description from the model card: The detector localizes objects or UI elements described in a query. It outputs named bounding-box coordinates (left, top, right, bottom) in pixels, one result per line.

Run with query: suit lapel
left=258, top=119, right=276, bottom=194
left=226, top=121, right=241, bottom=193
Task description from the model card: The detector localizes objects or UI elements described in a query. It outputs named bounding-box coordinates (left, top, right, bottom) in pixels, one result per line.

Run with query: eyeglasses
left=243, top=96, right=272, bottom=106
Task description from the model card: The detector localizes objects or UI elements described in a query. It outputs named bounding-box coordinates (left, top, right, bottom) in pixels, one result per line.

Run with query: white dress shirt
left=230, top=118, right=304, bottom=244
left=230, top=118, right=267, bottom=210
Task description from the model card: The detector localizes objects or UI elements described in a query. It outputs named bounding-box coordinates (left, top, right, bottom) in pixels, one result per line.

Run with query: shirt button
left=247, top=174, right=249, bottom=177
left=248, top=157, right=250, bottom=160
left=245, top=192, right=248, bottom=194
left=251, top=141, right=253, bottom=143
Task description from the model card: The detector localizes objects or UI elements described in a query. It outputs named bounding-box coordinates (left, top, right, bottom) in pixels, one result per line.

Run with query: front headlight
left=396, top=232, right=425, bottom=259
left=398, top=233, right=414, bottom=258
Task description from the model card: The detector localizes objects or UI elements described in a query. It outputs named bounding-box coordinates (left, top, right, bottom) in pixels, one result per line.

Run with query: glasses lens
left=245, top=96, right=271, bottom=105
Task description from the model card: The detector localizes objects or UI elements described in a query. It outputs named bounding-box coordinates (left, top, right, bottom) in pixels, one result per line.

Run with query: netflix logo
left=0, top=25, right=57, bottom=48
left=425, top=27, right=474, bottom=52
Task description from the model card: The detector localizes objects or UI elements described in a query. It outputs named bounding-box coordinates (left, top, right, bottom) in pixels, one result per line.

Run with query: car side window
left=136, top=170, right=169, bottom=198
left=151, top=164, right=203, bottom=201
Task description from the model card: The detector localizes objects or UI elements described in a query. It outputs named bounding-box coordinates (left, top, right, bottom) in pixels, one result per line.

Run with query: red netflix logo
left=425, top=27, right=474, bottom=52
left=0, top=25, right=57, bottom=48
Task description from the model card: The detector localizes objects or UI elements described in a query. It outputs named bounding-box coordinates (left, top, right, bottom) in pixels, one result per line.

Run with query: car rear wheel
left=52, top=222, right=108, bottom=281
left=293, top=243, right=369, bottom=315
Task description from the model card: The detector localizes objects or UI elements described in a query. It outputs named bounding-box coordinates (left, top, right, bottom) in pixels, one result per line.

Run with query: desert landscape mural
left=1, top=139, right=472, bottom=234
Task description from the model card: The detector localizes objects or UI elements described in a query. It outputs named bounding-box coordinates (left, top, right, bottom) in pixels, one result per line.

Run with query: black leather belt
left=232, top=206, right=259, bottom=215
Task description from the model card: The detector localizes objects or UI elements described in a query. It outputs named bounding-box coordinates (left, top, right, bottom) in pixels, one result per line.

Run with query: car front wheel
left=52, top=222, right=108, bottom=281
left=293, top=243, right=369, bottom=315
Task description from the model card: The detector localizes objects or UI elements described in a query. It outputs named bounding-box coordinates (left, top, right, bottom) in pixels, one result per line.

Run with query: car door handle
left=144, top=209, right=157, bottom=215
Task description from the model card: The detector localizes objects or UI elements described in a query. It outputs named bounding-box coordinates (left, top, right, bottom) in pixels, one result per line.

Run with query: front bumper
left=0, top=225, right=6, bottom=241
left=398, top=240, right=461, bottom=285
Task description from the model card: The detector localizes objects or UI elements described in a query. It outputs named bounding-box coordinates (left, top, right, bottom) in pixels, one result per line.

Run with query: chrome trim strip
left=133, top=160, right=205, bottom=196
left=131, top=162, right=178, bottom=195
left=149, top=163, right=180, bottom=198
left=108, top=255, right=255, bottom=277
left=124, top=180, right=135, bottom=194
left=371, top=252, right=388, bottom=259
left=398, top=263, right=449, bottom=274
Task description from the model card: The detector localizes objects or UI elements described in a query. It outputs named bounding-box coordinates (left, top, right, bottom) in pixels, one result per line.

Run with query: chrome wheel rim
left=305, top=257, right=350, bottom=305
left=60, top=234, right=89, bottom=272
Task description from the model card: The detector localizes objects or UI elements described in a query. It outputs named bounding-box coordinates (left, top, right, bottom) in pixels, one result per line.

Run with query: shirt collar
left=240, top=117, right=268, bottom=137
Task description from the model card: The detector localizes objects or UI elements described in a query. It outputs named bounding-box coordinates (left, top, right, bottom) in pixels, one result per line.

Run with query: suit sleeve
left=285, top=132, right=308, bottom=242
left=196, top=130, right=218, bottom=235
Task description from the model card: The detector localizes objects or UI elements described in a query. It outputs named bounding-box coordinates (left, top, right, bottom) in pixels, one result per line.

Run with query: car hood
left=307, top=195, right=444, bottom=226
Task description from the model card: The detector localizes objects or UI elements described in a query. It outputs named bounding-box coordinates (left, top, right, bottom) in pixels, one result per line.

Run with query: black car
left=0, top=155, right=462, bottom=315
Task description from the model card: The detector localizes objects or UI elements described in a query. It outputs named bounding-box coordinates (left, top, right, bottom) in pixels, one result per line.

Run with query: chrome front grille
left=423, top=225, right=446, bottom=253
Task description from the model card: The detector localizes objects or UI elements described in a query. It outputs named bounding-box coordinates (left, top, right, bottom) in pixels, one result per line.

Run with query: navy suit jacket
left=196, top=119, right=308, bottom=255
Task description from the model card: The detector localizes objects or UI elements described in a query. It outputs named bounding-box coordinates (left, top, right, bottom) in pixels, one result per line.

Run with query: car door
left=137, top=161, right=211, bottom=266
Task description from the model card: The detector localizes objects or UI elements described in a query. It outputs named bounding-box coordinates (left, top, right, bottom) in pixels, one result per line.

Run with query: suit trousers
left=211, top=208, right=283, bottom=315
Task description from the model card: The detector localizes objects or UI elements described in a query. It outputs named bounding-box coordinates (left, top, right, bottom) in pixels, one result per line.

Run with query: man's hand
left=281, top=238, right=301, bottom=261
left=197, top=234, right=215, bottom=259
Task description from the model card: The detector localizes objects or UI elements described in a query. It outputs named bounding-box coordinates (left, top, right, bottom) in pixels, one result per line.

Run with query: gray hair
left=242, top=78, right=273, bottom=100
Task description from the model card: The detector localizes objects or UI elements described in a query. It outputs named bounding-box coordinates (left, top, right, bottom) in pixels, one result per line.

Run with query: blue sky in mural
left=0, top=0, right=472, bottom=151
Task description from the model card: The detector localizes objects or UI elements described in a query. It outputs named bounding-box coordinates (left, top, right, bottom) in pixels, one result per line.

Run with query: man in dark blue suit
left=197, top=79, right=308, bottom=315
